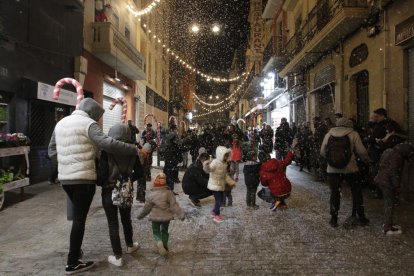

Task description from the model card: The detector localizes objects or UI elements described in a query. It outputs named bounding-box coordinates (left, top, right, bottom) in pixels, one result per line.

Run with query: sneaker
left=157, top=241, right=168, bottom=256
left=107, top=255, right=123, bottom=267
left=65, top=260, right=95, bottom=275
left=358, top=217, right=370, bottom=227
left=383, top=225, right=402, bottom=235
left=271, top=201, right=281, bottom=211
left=329, top=216, right=339, bottom=228
left=343, top=216, right=358, bottom=230
left=126, top=242, right=139, bottom=254
left=213, top=215, right=224, bottom=223
left=210, top=211, right=216, bottom=218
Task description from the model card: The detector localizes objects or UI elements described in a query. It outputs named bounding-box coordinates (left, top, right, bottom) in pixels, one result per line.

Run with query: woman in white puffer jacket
left=203, top=146, right=236, bottom=223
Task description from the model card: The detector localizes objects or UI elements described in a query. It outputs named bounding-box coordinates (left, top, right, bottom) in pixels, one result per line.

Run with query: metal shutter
left=102, top=83, right=125, bottom=135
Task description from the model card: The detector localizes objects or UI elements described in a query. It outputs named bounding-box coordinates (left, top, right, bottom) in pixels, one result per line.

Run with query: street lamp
left=191, top=24, right=200, bottom=33
left=212, top=24, right=220, bottom=33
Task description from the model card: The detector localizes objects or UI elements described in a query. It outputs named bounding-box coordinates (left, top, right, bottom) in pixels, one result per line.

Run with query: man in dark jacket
left=374, top=143, right=414, bottom=235
left=274, top=118, right=293, bottom=160
left=162, top=124, right=182, bottom=192
left=182, top=153, right=211, bottom=207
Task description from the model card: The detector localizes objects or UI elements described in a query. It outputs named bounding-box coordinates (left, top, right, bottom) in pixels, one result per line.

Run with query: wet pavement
left=0, top=164, right=414, bottom=275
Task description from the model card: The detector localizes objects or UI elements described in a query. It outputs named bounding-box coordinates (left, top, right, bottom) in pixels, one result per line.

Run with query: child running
left=203, top=146, right=236, bottom=223
left=259, top=138, right=298, bottom=211
left=243, top=151, right=261, bottom=210
left=98, top=123, right=142, bottom=267
left=137, top=173, right=185, bottom=256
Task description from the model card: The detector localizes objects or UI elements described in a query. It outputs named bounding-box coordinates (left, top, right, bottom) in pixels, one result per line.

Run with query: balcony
left=92, top=22, right=145, bottom=80
left=279, top=0, right=369, bottom=77
left=262, top=0, right=284, bottom=19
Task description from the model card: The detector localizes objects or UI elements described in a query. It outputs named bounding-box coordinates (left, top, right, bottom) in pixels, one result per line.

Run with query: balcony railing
left=92, top=22, right=145, bottom=80
left=282, top=0, right=368, bottom=62
left=262, top=36, right=274, bottom=66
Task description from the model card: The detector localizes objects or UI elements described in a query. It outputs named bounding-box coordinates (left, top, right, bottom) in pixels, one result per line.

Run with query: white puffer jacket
left=55, top=110, right=98, bottom=182
left=203, top=146, right=236, bottom=192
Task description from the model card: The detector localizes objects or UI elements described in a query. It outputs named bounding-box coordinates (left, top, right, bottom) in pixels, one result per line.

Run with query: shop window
left=350, top=44, right=368, bottom=67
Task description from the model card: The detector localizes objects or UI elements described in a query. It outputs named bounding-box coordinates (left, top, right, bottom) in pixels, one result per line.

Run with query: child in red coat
left=259, top=138, right=298, bottom=211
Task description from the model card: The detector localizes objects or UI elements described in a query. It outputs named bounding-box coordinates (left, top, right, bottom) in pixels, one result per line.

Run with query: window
left=125, top=25, right=131, bottom=41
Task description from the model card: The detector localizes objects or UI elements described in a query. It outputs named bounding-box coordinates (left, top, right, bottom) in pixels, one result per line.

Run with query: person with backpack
left=97, top=123, right=143, bottom=267
left=48, top=98, right=138, bottom=274
left=320, top=118, right=371, bottom=229
left=137, top=173, right=185, bottom=256
left=374, top=143, right=414, bottom=235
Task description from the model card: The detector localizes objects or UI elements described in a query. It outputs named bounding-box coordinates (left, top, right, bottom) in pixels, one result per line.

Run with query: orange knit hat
left=153, top=173, right=166, bottom=187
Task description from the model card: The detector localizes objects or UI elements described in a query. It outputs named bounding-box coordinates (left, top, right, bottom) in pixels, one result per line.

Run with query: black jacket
left=182, top=160, right=210, bottom=195
left=243, top=162, right=261, bottom=188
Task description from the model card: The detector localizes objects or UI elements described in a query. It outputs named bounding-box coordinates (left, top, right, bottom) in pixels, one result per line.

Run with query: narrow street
left=1, top=164, right=413, bottom=275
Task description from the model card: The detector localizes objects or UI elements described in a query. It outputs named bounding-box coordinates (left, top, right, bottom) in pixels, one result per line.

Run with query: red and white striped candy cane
left=180, top=120, right=187, bottom=132
left=53, top=78, right=84, bottom=108
left=108, top=97, right=128, bottom=124
left=144, top=114, right=160, bottom=147
left=237, top=118, right=246, bottom=125
left=169, top=115, right=177, bottom=126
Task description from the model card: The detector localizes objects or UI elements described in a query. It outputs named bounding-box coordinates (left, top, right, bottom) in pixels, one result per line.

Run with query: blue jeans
left=212, top=191, right=223, bottom=215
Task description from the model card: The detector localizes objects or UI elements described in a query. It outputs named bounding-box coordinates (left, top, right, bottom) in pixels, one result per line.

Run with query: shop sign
left=37, top=82, right=77, bottom=106
left=251, top=0, right=263, bottom=71
left=395, top=15, right=414, bottom=46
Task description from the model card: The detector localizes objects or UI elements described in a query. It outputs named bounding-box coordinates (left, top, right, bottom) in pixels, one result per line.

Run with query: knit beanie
left=142, top=143, right=152, bottom=153
left=153, top=173, right=166, bottom=187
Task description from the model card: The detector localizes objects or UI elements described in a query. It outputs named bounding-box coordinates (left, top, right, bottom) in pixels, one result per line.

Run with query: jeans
left=189, top=191, right=212, bottom=201
left=328, top=173, right=365, bottom=218
left=212, top=191, right=223, bottom=215
left=152, top=221, right=170, bottom=249
left=136, top=177, right=146, bottom=202
left=380, top=186, right=394, bottom=226
left=62, top=184, right=96, bottom=265
left=102, top=190, right=133, bottom=257
left=163, top=163, right=175, bottom=191
left=246, top=187, right=258, bottom=206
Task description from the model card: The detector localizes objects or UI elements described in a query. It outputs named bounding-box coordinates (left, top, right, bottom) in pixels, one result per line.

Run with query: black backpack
left=326, top=135, right=352, bottom=169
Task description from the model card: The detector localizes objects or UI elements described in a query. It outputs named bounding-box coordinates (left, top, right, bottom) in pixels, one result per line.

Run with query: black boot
left=329, top=216, right=338, bottom=228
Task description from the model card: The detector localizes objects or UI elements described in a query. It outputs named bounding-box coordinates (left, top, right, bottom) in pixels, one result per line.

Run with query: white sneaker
left=108, top=255, right=123, bottom=267
left=126, top=242, right=139, bottom=254
left=156, top=241, right=168, bottom=256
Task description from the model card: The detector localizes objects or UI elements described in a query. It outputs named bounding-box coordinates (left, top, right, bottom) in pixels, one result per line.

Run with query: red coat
left=259, top=151, right=293, bottom=197
left=231, top=142, right=242, bottom=161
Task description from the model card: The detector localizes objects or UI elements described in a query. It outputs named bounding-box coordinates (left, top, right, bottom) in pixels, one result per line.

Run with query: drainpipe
left=382, top=7, right=388, bottom=109
left=339, top=41, right=344, bottom=114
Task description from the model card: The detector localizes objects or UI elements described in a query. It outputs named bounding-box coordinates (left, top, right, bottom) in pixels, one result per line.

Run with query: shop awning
left=280, top=94, right=305, bottom=109
left=307, top=81, right=335, bottom=94
left=263, top=91, right=287, bottom=108
left=244, top=104, right=264, bottom=118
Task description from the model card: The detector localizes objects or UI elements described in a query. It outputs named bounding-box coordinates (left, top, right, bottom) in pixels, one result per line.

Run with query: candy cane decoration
left=108, top=97, right=128, bottom=124
left=169, top=115, right=177, bottom=126
left=53, top=78, right=84, bottom=108
left=237, top=118, right=246, bottom=125
left=144, top=114, right=161, bottom=147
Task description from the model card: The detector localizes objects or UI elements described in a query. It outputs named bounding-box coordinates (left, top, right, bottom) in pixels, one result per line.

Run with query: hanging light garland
left=193, top=74, right=251, bottom=118
left=135, top=17, right=246, bottom=83
left=127, top=0, right=161, bottom=17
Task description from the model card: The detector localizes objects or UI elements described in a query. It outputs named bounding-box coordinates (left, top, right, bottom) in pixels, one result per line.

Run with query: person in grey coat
left=48, top=98, right=138, bottom=274
left=320, top=118, right=371, bottom=229
left=137, top=173, right=185, bottom=256
left=97, top=123, right=143, bottom=266
left=374, top=143, right=414, bottom=235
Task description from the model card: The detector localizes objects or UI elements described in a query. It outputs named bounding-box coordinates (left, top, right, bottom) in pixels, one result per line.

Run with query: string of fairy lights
left=127, top=0, right=161, bottom=17
left=125, top=1, right=251, bottom=117
left=125, top=3, right=246, bottom=83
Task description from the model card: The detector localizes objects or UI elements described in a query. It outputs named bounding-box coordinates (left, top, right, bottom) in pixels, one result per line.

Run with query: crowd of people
left=48, top=98, right=413, bottom=275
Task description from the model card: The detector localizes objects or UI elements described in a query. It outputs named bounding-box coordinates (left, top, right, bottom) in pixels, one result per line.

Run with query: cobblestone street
left=1, top=165, right=414, bottom=275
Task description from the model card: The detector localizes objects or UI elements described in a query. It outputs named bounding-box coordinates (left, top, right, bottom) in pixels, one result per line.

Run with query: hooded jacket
left=320, top=118, right=370, bottom=174
left=137, top=186, right=185, bottom=222
left=259, top=151, right=293, bottom=196
left=203, top=146, right=236, bottom=191
left=243, top=161, right=261, bottom=188
left=48, top=98, right=137, bottom=185
left=98, top=124, right=143, bottom=191
left=374, top=143, right=414, bottom=189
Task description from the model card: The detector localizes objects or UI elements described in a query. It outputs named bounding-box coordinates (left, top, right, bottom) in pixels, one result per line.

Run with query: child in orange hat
left=137, top=173, right=185, bottom=256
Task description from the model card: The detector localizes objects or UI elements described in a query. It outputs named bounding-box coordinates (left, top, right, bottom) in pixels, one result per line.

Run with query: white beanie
left=143, top=143, right=152, bottom=153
